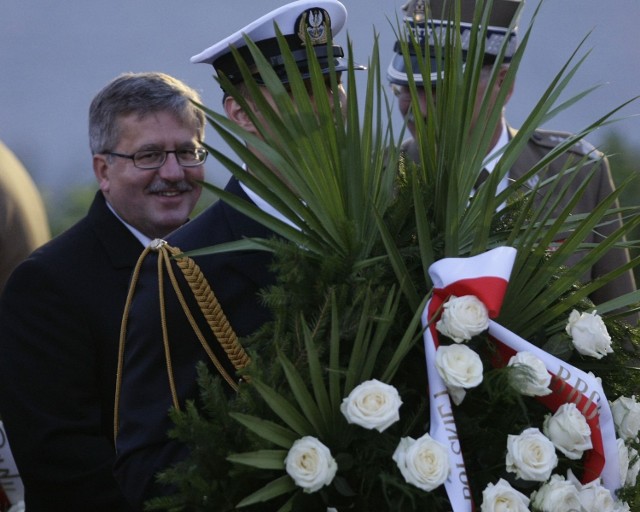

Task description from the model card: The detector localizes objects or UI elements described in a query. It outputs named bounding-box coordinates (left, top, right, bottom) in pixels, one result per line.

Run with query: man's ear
left=224, top=95, right=257, bottom=133
left=498, top=65, right=515, bottom=105
left=92, top=154, right=110, bottom=193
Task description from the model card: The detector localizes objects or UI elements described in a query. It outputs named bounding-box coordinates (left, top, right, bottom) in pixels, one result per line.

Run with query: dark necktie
left=472, top=169, right=490, bottom=194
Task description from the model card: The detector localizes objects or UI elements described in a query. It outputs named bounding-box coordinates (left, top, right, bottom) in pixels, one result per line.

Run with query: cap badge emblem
left=296, top=8, right=331, bottom=46
left=402, top=0, right=426, bottom=24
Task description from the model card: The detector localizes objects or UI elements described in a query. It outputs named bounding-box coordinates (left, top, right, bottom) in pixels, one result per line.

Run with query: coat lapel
left=89, top=191, right=145, bottom=270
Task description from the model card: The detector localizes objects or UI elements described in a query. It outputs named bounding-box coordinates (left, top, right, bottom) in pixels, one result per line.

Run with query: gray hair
left=88, top=72, right=206, bottom=154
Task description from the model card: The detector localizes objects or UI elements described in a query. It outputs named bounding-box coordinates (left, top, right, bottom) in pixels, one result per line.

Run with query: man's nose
left=157, top=152, right=185, bottom=180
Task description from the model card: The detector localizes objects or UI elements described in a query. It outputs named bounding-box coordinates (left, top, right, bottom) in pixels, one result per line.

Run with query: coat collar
left=221, top=177, right=278, bottom=241
left=89, top=191, right=146, bottom=269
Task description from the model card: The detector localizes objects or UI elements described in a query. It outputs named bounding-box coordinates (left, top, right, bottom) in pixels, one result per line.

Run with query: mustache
left=146, top=179, right=195, bottom=194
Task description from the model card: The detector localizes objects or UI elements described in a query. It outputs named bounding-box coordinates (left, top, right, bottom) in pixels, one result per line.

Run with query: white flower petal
left=285, top=436, right=337, bottom=493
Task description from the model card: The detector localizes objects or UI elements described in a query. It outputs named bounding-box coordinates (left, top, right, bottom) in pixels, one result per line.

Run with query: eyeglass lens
left=134, top=149, right=206, bottom=168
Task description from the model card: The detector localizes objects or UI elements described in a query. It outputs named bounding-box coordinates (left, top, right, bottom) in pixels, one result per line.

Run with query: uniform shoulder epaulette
left=400, top=138, right=414, bottom=153
left=529, top=128, right=603, bottom=160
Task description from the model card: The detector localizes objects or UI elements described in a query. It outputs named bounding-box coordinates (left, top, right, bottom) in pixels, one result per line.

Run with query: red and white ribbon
left=421, top=246, right=620, bottom=512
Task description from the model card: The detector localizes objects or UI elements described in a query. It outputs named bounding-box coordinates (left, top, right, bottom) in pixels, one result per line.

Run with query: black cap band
left=214, top=35, right=347, bottom=84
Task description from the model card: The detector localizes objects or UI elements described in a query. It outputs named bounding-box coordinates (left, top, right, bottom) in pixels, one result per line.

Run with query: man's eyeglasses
left=104, top=148, right=208, bottom=169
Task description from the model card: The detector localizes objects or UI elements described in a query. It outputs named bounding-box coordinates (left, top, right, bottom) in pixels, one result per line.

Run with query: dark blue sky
left=1, top=0, right=639, bottom=202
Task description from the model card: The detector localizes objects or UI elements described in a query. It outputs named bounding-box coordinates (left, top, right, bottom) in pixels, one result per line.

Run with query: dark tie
left=472, top=169, right=490, bottom=194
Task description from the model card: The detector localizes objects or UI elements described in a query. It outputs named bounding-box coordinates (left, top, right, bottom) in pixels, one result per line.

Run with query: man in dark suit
left=0, top=72, right=207, bottom=511
left=113, top=1, right=365, bottom=509
left=387, top=0, right=636, bottom=309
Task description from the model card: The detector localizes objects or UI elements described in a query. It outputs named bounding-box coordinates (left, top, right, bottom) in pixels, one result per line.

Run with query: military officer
left=387, top=0, right=637, bottom=312
left=113, top=1, right=364, bottom=509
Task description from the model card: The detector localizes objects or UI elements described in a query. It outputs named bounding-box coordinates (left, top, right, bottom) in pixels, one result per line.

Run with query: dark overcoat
left=0, top=191, right=138, bottom=511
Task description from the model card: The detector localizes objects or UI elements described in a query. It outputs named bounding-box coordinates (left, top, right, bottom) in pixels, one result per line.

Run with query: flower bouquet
left=144, top=1, right=640, bottom=511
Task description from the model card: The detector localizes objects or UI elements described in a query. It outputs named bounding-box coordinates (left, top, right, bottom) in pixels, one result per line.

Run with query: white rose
left=285, top=436, right=337, bottom=493
left=616, top=439, right=640, bottom=487
left=531, top=474, right=581, bottom=512
left=614, top=500, right=631, bottom=512
left=340, top=379, right=402, bottom=432
left=579, top=482, right=615, bottom=512
left=507, top=351, right=552, bottom=397
left=567, top=470, right=615, bottom=512
left=480, top=478, right=530, bottom=512
left=610, top=395, right=640, bottom=441
left=436, top=295, right=489, bottom=343
left=435, top=343, right=483, bottom=405
left=392, top=433, right=450, bottom=491
left=626, top=445, right=639, bottom=486
left=505, top=427, right=558, bottom=482
left=542, top=403, right=592, bottom=460
left=565, top=309, right=612, bottom=359
left=617, top=438, right=630, bottom=484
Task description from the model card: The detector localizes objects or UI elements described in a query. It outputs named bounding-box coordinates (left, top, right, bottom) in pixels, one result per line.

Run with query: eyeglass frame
left=102, top=147, right=208, bottom=169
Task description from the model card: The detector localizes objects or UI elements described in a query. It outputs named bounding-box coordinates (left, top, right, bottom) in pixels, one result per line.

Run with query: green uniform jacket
left=401, top=126, right=637, bottom=314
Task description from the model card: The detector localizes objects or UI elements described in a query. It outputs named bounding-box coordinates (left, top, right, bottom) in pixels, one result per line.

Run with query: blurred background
left=1, top=0, right=639, bottom=235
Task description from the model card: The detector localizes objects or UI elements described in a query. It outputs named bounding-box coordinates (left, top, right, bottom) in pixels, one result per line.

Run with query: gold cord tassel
left=165, top=244, right=252, bottom=372
left=114, top=239, right=251, bottom=441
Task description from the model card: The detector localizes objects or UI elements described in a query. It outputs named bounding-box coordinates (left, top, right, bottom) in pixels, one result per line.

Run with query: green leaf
left=381, top=294, right=429, bottom=383
left=374, top=207, right=421, bottom=309
left=227, top=449, right=287, bottom=470
left=276, top=347, right=326, bottom=436
left=328, top=291, right=343, bottom=413
left=300, top=313, right=333, bottom=424
left=229, top=412, right=298, bottom=448
left=359, top=288, right=402, bottom=381
left=251, top=379, right=315, bottom=436
left=235, top=475, right=297, bottom=508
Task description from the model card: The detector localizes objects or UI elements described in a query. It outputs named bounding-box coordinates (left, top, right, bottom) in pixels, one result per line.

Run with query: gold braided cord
left=166, top=245, right=252, bottom=374
left=157, top=249, right=181, bottom=411
left=114, top=244, right=154, bottom=442
left=113, top=239, right=250, bottom=442
left=160, top=245, right=242, bottom=393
